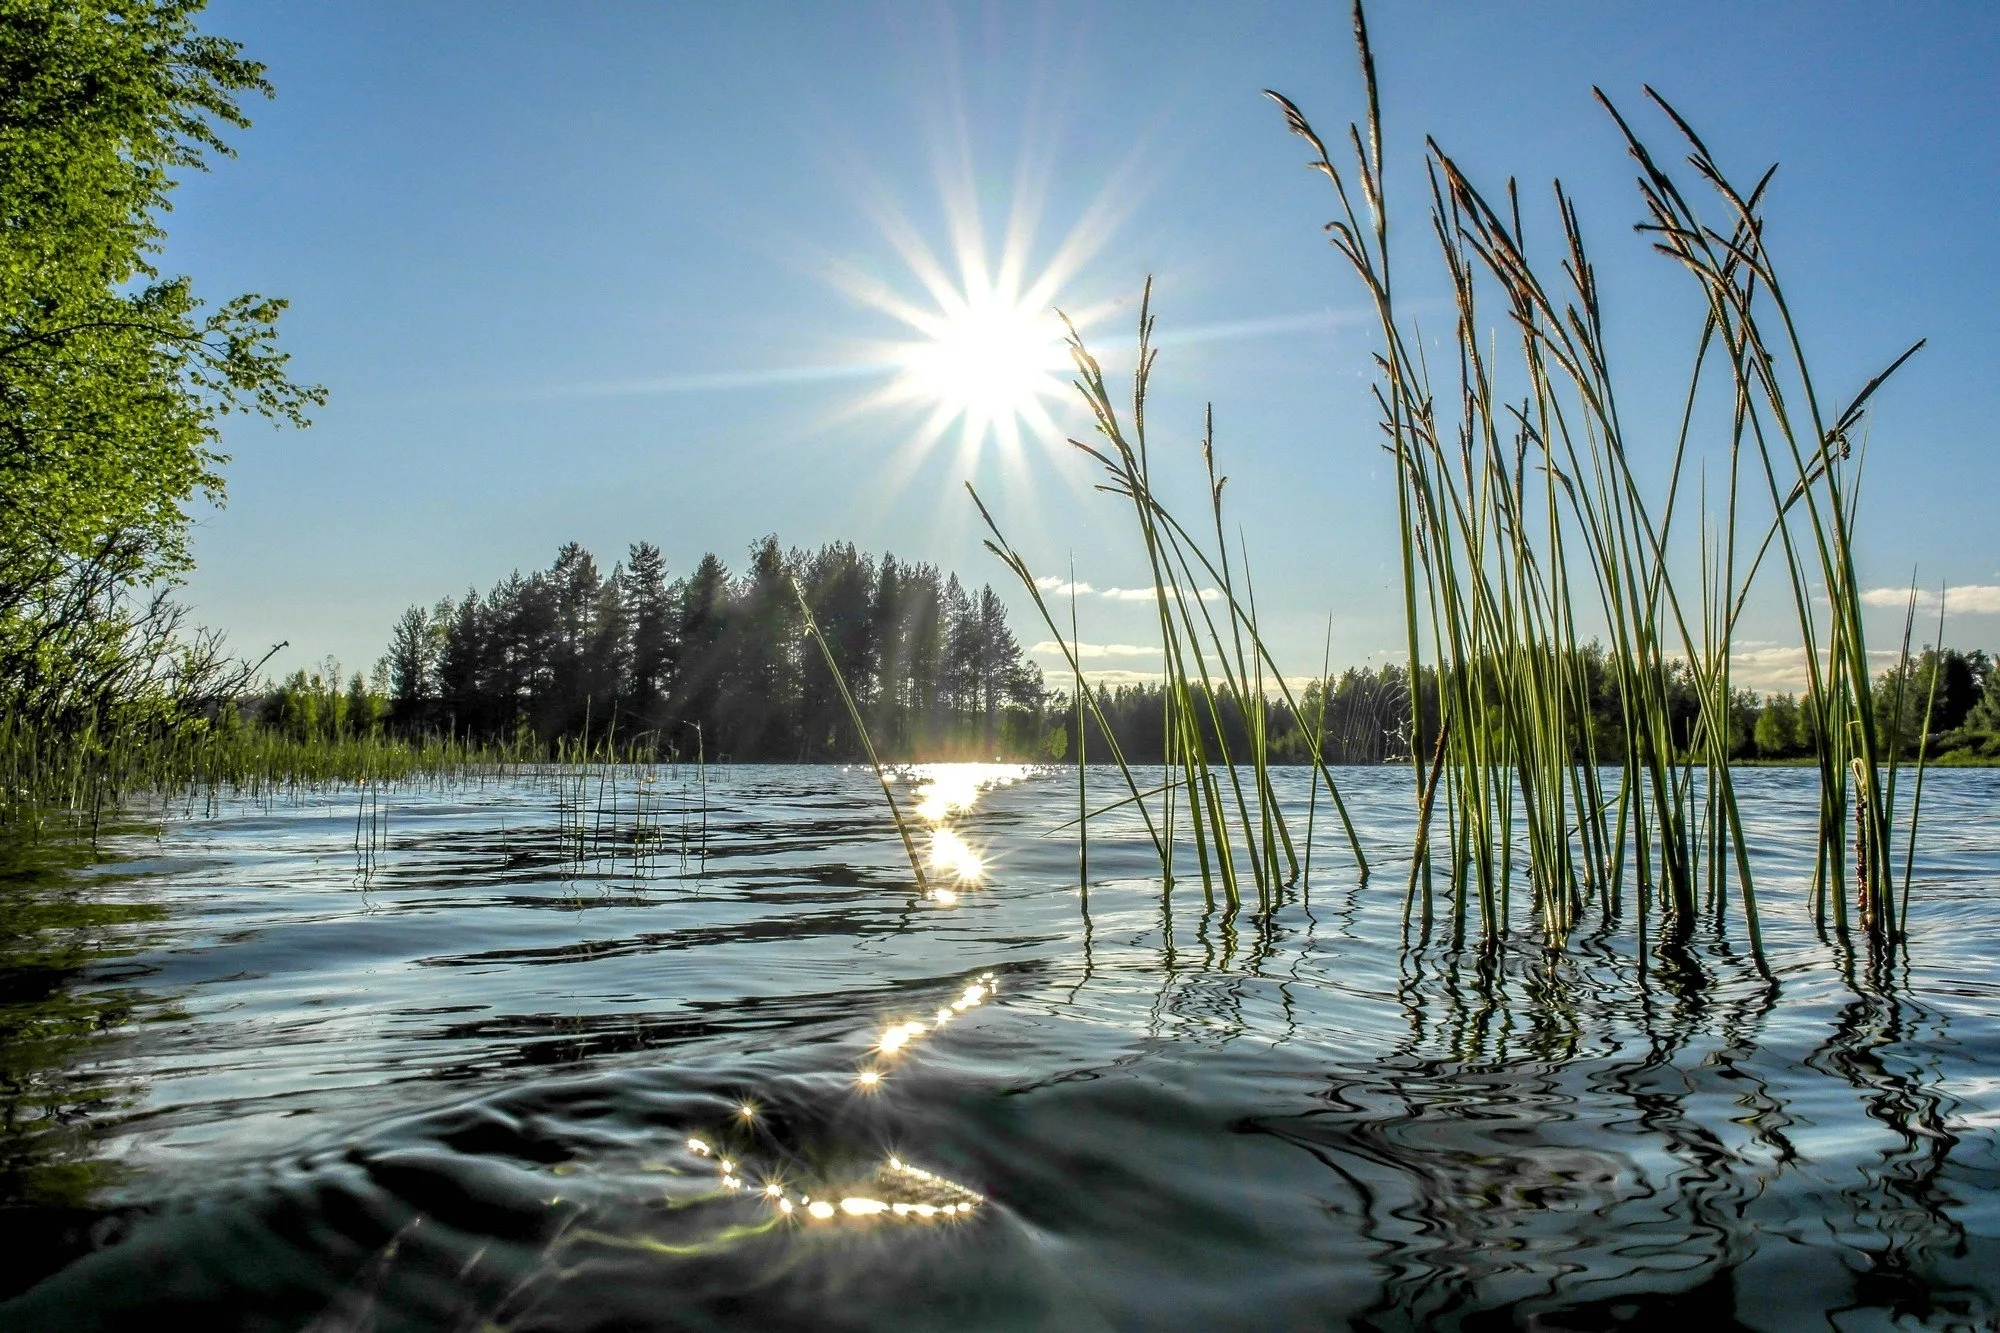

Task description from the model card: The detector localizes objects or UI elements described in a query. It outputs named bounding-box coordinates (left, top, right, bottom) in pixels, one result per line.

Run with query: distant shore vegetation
left=229, top=531, right=2000, bottom=774
left=352, top=536, right=1054, bottom=762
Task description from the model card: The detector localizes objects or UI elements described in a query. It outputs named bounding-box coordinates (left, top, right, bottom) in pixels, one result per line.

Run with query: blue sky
left=172, top=1, right=2000, bottom=691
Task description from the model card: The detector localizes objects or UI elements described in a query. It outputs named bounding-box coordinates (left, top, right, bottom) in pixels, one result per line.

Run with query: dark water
left=2, top=763, right=1998, bottom=1330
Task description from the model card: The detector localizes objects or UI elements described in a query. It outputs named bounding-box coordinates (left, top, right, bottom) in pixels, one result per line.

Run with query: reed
left=972, top=282, right=1370, bottom=915
left=978, top=0, right=1925, bottom=952
left=1070, top=560, right=1089, bottom=894
left=0, top=708, right=582, bottom=838
left=788, top=577, right=928, bottom=892
left=1898, top=584, right=1948, bottom=935
left=1249, top=0, right=1923, bottom=947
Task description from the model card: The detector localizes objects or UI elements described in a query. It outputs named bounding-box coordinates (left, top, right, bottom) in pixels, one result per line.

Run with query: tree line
left=256, top=552, right=2000, bottom=768
left=357, top=536, right=1052, bottom=761
left=1061, top=645, right=2000, bottom=768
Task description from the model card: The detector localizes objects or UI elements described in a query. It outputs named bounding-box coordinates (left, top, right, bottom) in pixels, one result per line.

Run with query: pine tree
left=720, top=536, right=797, bottom=758
left=435, top=591, right=482, bottom=734
left=941, top=573, right=976, bottom=734
left=545, top=543, right=601, bottom=735
left=625, top=541, right=676, bottom=737
left=672, top=553, right=730, bottom=756
left=384, top=605, right=432, bottom=724
left=797, top=541, right=876, bottom=758
left=583, top=564, right=630, bottom=740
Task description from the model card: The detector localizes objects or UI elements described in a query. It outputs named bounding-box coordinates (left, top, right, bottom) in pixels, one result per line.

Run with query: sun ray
left=823, top=123, right=1157, bottom=484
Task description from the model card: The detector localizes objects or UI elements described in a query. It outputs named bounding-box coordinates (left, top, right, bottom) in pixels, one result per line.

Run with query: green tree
left=544, top=542, right=601, bottom=734
left=720, top=536, right=797, bottom=758
left=1874, top=648, right=1983, bottom=754
left=383, top=605, right=433, bottom=722
left=344, top=670, right=380, bottom=735
left=624, top=541, right=675, bottom=734
left=581, top=562, right=629, bottom=736
left=1964, top=667, right=2000, bottom=740
left=0, top=0, right=320, bottom=724
left=797, top=542, right=874, bottom=759
left=276, top=668, right=318, bottom=740
left=672, top=553, right=730, bottom=754
left=1755, top=693, right=1801, bottom=758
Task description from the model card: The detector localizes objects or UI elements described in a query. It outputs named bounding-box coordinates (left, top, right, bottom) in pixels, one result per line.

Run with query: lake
left=2, top=763, right=1997, bottom=1329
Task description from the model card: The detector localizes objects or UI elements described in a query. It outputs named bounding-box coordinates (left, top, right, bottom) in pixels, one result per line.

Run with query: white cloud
left=1729, top=646, right=1812, bottom=691
left=1029, top=640, right=1159, bottom=660
left=1031, top=645, right=1323, bottom=698
left=1860, top=584, right=2000, bottom=615
left=1940, top=585, right=2000, bottom=614
left=1073, top=668, right=1168, bottom=686
left=1031, top=576, right=1224, bottom=603
left=1057, top=669, right=1316, bottom=692
left=1730, top=644, right=1904, bottom=693
left=1098, top=585, right=1225, bottom=603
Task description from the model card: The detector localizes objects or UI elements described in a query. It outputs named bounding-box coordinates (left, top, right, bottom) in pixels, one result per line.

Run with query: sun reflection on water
left=635, top=768, right=1029, bottom=1246
left=928, top=828, right=984, bottom=882
left=915, top=779, right=976, bottom=824
left=907, top=763, right=1028, bottom=827
left=653, top=966, right=999, bottom=1237
left=903, top=763, right=1029, bottom=904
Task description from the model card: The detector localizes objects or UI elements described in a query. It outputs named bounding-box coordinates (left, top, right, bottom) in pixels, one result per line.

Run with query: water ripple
left=0, top=763, right=1997, bottom=1327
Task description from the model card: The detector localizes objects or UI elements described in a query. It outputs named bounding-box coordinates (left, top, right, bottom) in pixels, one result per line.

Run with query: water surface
left=2, top=764, right=1997, bottom=1329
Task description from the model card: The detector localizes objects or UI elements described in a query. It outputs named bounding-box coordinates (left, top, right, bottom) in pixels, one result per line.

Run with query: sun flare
left=891, top=280, right=1070, bottom=454
left=835, top=154, right=1130, bottom=475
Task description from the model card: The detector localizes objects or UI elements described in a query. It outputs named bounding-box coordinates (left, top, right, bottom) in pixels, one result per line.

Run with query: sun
left=892, top=277, right=1070, bottom=453
left=832, top=156, right=1129, bottom=474
left=847, top=244, right=1084, bottom=469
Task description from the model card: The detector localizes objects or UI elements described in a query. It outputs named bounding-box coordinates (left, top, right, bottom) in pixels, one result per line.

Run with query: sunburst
left=888, top=271, right=1069, bottom=456
left=834, top=156, right=1128, bottom=479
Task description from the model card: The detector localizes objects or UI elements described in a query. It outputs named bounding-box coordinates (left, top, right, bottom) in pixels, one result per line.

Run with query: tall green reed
left=971, top=281, right=1370, bottom=915
left=1259, top=0, right=1924, bottom=948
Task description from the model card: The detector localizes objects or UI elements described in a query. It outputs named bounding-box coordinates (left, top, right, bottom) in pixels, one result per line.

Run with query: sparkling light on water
left=928, top=828, right=984, bottom=882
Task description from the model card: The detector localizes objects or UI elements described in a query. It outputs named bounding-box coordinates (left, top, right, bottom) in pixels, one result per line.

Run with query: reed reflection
left=1212, top=907, right=1989, bottom=1325
left=1808, top=946, right=1984, bottom=1319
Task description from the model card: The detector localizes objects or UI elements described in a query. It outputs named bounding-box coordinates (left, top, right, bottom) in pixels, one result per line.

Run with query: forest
left=328, top=536, right=1054, bottom=761
left=1066, top=645, right=2000, bottom=767
left=249, top=531, right=2000, bottom=769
